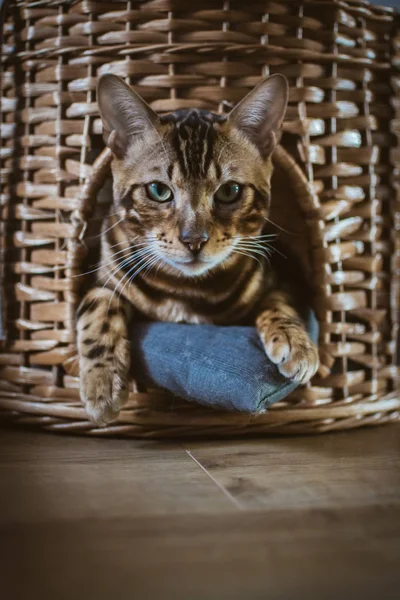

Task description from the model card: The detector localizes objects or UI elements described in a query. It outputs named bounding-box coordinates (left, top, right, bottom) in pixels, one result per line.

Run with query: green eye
left=146, top=182, right=173, bottom=203
left=215, top=181, right=242, bottom=204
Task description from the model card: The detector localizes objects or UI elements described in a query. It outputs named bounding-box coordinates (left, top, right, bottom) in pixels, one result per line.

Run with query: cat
left=76, top=73, right=319, bottom=425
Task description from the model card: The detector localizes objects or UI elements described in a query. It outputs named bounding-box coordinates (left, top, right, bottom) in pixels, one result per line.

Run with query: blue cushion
left=130, top=308, right=318, bottom=413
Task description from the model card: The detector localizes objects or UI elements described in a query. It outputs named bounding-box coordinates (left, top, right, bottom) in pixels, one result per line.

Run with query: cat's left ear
left=228, top=74, right=288, bottom=158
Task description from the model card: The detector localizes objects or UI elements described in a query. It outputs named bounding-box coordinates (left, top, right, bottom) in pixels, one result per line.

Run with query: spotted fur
left=77, top=74, right=319, bottom=425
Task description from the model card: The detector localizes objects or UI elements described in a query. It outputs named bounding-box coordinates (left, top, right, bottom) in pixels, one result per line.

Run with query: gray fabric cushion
left=130, top=308, right=318, bottom=413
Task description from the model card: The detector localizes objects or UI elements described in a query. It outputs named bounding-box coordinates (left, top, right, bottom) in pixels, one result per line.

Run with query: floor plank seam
left=184, top=449, right=245, bottom=511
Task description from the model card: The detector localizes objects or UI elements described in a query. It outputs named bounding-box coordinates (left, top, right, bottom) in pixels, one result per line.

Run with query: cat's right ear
left=97, top=74, right=159, bottom=158
left=228, top=74, right=288, bottom=158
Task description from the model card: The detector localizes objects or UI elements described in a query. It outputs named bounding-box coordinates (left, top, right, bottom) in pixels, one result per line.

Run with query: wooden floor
left=1, top=424, right=399, bottom=600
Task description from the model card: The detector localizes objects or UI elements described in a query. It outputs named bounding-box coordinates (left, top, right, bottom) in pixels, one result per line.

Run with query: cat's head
left=97, top=74, right=288, bottom=277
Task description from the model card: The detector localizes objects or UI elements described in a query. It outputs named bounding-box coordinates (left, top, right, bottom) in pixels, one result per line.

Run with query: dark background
left=372, top=0, right=399, bottom=6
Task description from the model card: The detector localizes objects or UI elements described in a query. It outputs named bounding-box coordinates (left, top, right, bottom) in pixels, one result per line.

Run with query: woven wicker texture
left=0, top=0, right=399, bottom=438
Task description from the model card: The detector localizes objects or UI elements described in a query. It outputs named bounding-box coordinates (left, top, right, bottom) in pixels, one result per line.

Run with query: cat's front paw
left=262, top=328, right=319, bottom=385
left=80, top=363, right=129, bottom=426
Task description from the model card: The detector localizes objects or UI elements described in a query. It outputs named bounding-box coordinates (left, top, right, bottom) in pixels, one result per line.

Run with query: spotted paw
left=262, top=328, right=319, bottom=385
left=80, top=364, right=129, bottom=426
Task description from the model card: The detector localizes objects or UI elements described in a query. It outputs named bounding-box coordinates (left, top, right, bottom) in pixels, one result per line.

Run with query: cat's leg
left=76, top=288, right=131, bottom=425
left=256, top=290, right=319, bottom=384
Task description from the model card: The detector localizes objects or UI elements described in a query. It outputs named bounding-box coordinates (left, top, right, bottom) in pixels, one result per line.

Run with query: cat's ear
left=97, top=74, right=159, bottom=158
left=228, top=74, right=288, bottom=158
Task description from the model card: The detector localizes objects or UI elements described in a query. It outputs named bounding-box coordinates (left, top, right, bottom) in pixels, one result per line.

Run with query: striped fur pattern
left=77, top=75, right=319, bottom=425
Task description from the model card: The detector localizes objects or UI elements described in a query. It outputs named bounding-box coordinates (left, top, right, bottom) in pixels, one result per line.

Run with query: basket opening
left=75, top=144, right=326, bottom=339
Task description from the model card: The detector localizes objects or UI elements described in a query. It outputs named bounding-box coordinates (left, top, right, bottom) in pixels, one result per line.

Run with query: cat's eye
left=146, top=182, right=173, bottom=203
left=215, top=181, right=242, bottom=204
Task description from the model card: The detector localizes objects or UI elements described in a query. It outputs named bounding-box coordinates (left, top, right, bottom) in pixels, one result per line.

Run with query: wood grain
left=0, top=431, right=235, bottom=524
left=1, top=425, right=399, bottom=599
left=2, top=508, right=399, bottom=600
left=186, top=426, right=400, bottom=510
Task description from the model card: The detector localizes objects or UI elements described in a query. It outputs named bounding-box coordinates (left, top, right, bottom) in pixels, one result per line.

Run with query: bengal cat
left=77, top=74, right=319, bottom=425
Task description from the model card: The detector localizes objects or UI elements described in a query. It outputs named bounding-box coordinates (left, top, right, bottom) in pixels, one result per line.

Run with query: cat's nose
left=179, top=232, right=209, bottom=255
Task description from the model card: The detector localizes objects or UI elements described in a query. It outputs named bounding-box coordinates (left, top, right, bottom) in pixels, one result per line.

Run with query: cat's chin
left=164, top=257, right=221, bottom=278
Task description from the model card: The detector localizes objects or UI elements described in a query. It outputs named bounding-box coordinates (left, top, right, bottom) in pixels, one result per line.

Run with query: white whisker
left=247, top=234, right=278, bottom=240
left=105, top=242, right=150, bottom=260
left=264, top=217, right=294, bottom=235
left=235, top=245, right=268, bottom=259
left=106, top=245, right=157, bottom=301
left=112, top=250, right=159, bottom=308
left=232, top=249, right=263, bottom=268
left=108, top=239, right=150, bottom=250
left=101, top=247, right=155, bottom=295
left=72, top=245, right=154, bottom=278
left=88, top=215, right=125, bottom=239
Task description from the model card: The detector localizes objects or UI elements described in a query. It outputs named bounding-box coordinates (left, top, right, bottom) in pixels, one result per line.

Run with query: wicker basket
left=0, top=0, right=399, bottom=438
